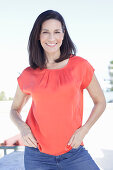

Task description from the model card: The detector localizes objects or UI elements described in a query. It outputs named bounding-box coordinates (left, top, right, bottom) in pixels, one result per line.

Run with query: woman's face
left=40, top=19, right=64, bottom=56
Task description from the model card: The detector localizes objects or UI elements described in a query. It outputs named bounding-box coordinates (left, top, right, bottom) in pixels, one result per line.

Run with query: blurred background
left=0, top=0, right=113, bottom=169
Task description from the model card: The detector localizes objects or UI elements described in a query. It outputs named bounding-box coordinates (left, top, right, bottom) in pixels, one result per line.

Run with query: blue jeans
left=24, top=145, right=100, bottom=170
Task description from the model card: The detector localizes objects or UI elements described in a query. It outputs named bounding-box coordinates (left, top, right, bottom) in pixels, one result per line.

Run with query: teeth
left=47, top=43, right=56, bottom=46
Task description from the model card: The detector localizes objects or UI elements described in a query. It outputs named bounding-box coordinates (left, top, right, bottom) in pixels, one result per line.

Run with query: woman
left=10, top=10, right=106, bottom=170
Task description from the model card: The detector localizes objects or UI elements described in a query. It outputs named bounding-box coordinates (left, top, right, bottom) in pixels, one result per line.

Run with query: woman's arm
left=10, top=84, right=38, bottom=148
left=68, top=73, right=106, bottom=148
left=83, top=73, right=106, bottom=130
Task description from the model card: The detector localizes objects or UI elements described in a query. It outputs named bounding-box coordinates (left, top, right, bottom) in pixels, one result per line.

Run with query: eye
left=55, top=32, right=61, bottom=34
left=42, top=32, right=49, bottom=34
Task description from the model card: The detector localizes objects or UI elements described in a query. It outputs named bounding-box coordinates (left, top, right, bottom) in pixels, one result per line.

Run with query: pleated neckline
left=43, top=55, right=72, bottom=72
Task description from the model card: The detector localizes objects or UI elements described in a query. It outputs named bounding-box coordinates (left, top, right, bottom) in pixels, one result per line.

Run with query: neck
left=45, top=51, right=60, bottom=64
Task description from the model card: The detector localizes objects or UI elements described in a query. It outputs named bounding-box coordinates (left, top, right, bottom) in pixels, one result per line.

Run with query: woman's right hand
left=10, top=84, right=38, bottom=148
left=20, top=123, right=38, bottom=148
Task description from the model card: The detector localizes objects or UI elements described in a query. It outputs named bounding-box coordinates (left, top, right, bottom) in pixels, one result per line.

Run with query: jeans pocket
left=25, top=146, right=40, bottom=153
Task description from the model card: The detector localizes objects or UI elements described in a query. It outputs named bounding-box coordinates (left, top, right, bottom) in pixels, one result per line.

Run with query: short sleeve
left=81, top=60, right=95, bottom=89
left=17, top=67, right=31, bottom=95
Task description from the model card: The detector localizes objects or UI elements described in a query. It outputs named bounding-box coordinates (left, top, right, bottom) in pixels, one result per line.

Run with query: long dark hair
left=28, top=10, right=76, bottom=70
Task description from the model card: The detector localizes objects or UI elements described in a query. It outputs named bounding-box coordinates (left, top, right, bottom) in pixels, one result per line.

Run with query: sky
left=0, top=0, right=113, bottom=98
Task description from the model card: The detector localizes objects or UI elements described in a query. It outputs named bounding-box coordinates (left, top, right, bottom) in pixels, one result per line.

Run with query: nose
left=48, top=33, right=55, bottom=41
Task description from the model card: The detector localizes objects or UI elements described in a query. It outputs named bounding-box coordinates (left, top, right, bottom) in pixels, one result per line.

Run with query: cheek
left=59, top=34, right=64, bottom=42
left=56, top=35, right=64, bottom=42
left=40, top=35, right=48, bottom=42
left=57, top=37, right=64, bottom=44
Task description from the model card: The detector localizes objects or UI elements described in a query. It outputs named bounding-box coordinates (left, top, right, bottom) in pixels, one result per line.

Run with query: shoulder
left=20, top=66, right=34, bottom=74
left=23, top=66, right=33, bottom=72
left=18, top=67, right=35, bottom=79
left=70, top=55, right=90, bottom=65
left=71, top=55, right=87, bottom=61
left=70, top=55, right=95, bottom=73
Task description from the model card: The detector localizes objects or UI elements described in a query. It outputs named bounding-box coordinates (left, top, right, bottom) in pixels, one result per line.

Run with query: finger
left=21, top=137, right=30, bottom=146
left=21, top=130, right=38, bottom=148
left=23, top=137, right=37, bottom=148
left=68, top=135, right=75, bottom=145
left=22, top=134, right=36, bottom=147
left=29, top=133, right=37, bottom=143
left=28, top=134, right=38, bottom=147
left=71, top=143, right=77, bottom=148
left=73, top=144, right=80, bottom=149
left=28, top=137, right=37, bottom=148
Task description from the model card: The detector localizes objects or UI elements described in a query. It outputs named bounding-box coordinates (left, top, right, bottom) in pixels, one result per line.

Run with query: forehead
left=41, top=19, right=62, bottom=30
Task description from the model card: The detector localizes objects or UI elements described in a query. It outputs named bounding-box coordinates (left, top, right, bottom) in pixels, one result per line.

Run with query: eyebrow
left=41, top=29, right=62, bottom=31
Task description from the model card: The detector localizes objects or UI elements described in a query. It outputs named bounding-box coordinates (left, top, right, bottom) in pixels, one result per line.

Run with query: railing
left=0, top=146, right=24, bottom=156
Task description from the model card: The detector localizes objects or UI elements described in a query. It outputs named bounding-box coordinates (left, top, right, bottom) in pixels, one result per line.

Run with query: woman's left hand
left=67, top=126, right=89, bottom=148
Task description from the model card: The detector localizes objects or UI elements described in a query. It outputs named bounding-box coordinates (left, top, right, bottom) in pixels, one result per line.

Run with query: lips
left=46, top=43, right=57, bottom=47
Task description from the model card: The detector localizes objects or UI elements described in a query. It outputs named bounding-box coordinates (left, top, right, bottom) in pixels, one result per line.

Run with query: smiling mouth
left=46, top=43, right=57, bottom=47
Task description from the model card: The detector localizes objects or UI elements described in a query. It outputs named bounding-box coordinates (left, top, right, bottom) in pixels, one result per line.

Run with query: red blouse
left=17, top=55, right=95, bottom=156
